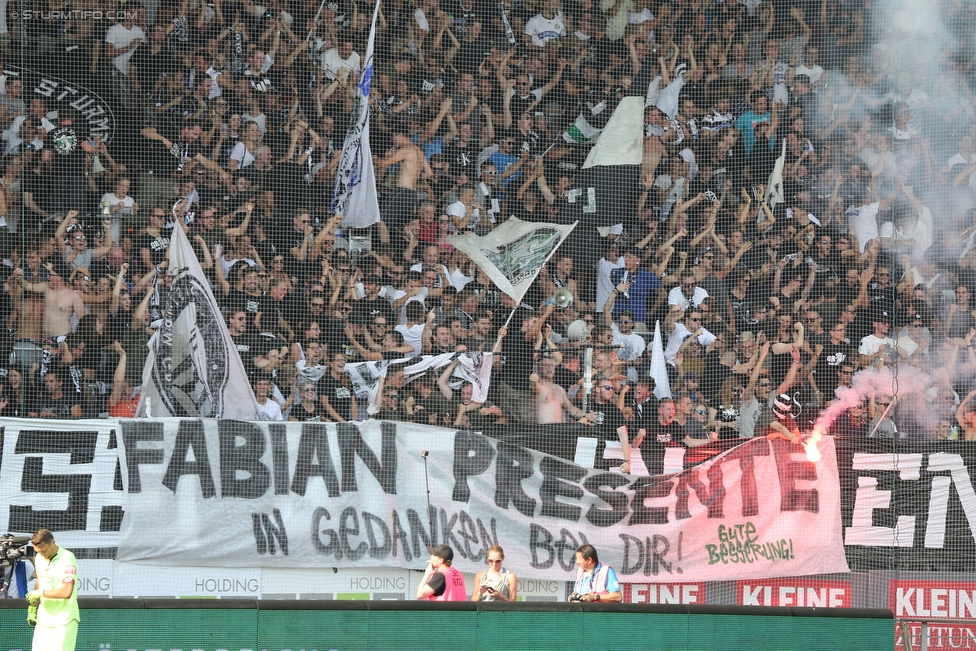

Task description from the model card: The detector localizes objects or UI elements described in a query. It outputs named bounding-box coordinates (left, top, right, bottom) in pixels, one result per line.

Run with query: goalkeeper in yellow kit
left=25, top=529, right=80, bottom=651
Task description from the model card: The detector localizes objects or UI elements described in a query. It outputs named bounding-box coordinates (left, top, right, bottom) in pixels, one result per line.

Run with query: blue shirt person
left=572, top=544, right=622, bottom=602
left=610, top=247, right=662, bottom=324
left=734, top=93, right=771, bottom=156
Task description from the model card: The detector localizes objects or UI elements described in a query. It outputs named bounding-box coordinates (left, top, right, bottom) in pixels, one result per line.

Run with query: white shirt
left=665, top=323, right=716, bottom=362
left=256, top=398, right=283, bottom=421
left=414, top=7, right=431, bottom=31
left=858, top=334, right=895, bottom=356
left=395, top=322, right=425, bottom=357
left=947, top=152, right=976, bottom=190
left=230, top=141, right=256, bottom=168
left=846, top=202, right=881, bottom=252
left=667, top=285, right=709, bottom=310
left=320, top=48, right=362, bottom=80
left=611, top=323, right=646, bottom=360
left=596, top=256, right=626, bottom=313
left=392, top=286, right=429, bottom=325
left=409, top=263, right=453, bottom=288
left=447, top=199, right=485, bottom=230
left=203, top=67, right=223, bottom=99
left=524, top=12, right=566, bottom=46
left=795, top=63, right=824, bottom=83
left=105, top=23, right=145, bottom=75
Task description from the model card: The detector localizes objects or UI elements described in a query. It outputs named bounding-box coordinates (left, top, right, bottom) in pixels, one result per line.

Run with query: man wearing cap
left=858, top=310, right=895, bottom=367
left=897, top=314, right=931, bottom=363
left=417, top=545, right=467, bottom=601
left=762, top=393, right=802, bottom=444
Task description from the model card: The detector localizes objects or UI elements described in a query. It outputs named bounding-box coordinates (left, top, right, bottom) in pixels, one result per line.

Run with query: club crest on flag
left=448, top=217, right=577, bottom=302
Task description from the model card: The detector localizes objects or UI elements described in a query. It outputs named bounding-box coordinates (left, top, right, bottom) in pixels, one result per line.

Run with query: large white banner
left=107, top=419, right=848, bottom=581
left=0, top=418, right=849, bottom=582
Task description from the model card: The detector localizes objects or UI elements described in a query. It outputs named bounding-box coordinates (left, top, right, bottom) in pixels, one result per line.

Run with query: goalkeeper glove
left=25, top=590, right=41, bottom=606
left=26, top=604, right=37, bottom=628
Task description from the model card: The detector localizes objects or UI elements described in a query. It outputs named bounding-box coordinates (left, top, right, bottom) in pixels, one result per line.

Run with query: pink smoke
left=804, top=365, right=932, bottom=461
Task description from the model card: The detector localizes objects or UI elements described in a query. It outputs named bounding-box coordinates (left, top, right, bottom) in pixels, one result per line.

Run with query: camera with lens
left=568, top=592, right=582, bottom=602
left=0, top=534, right=33, bottom=567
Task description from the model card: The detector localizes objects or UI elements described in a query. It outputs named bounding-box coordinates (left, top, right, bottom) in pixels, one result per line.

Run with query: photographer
left=570, top=544, right=622, bottom=603
left=25, top=529, right=80, bottom=651
left=0, top=537, right=34, bottom=598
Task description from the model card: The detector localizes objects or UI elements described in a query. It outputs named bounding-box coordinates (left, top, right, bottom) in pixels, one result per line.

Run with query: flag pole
left=306, top=0, right=331, bottom=42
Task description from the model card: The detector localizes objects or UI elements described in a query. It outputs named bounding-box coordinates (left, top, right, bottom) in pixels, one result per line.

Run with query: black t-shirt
left=244, top=68, right=274, bottom=93
left=230, top=331, right=259, bottom=359
left=231, top=289, right=271, bottom=320
left=590, top=401, right=625, bottom=438
left=498, top=309, right=536, bottom=391
left=291, top=402, right=325, bottom=422
left=37, top=393, right=80, bottom=418
left=138, top=231, right=171, bottom=267
left=701, top=351, right=731, bottom=404
left=451, top=0, right=487, bottom=36
left=132, top=47, right=176, bottom=98
left=360, top=297, right=395, bottom=324
left=48, top=125, right=85, bottom=176
left=265, top=162, right=312, bottom=219
left=444, top=138, right=478, bottom=175
left=23, top=169, right=55, bottom=213
left=455, top=37, right=494, bottom=73
left=144, top=126, right=202, bottom=176
left=814, top=339, right=852, bottom=396
left=272, top=226, right=311, bottom=277
left=640, top=420, right=684, bottom=476
left=318, top=373, right=354, bottom=420
left=425, top=572, right=447, bottom=597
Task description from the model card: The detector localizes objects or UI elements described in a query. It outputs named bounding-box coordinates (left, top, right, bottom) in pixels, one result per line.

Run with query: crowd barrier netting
left=2, top=0, right=976, bottom=646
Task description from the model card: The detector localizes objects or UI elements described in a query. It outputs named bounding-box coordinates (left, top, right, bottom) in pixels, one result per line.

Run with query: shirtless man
left=375, top=129, right=435, bottom=244
left=12, top=264, right=86, bottom=339
left=530, top=356, right=588, bottom=425
left=11, top=248, right=46, bottom=341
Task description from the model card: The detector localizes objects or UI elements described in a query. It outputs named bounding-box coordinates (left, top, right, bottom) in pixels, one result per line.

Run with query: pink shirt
left=431, top=566, right=468, bottom=601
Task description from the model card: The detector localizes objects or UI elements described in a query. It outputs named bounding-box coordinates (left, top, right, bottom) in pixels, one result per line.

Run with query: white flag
left=344, top=358, right=410, bottom=405
left=447, top=217, right=577, bottom=302
left=764, top=138, right=787, bottom=210
left=403, top=352, right=494, bottom=403
left=649, top=320, right=672, bottom=399
left=581, top=96, right=644, bottom=168
left=331, top=0, right=381, bottom=228
left=136, top=225, right=260, bottom=420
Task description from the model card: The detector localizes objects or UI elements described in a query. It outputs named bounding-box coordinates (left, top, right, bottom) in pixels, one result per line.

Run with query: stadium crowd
left=0, top=0, right=973, bottom=453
